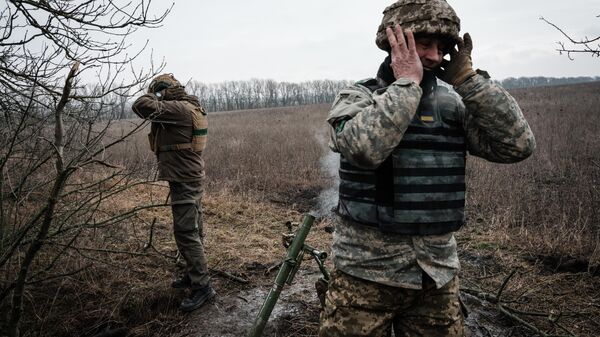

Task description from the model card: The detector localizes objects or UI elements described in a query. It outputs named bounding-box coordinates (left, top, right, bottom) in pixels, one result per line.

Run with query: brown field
left=3, top=82, right=600, bottom=336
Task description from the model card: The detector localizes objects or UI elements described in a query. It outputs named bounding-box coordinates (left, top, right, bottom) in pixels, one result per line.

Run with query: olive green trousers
left=169, top=181, right=210, bottom=289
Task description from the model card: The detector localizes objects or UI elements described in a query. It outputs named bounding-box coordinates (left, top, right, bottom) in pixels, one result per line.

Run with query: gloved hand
left=163, top=86, right=187, bottom=101
left=437, top=33, right=477, bottom=86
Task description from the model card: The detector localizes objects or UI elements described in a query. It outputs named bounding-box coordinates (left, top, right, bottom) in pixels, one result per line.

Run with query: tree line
left=185, top=76, right=600, bottom=112
left=499, top=76, right=600, bottom=89
left=104, top=75, right=600, bottom=120
left=186, top=79, right=353, bottom=112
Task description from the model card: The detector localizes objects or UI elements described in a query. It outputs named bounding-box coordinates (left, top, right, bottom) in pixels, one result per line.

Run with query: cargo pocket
left=319, top=300, right=339, bottom=334
left=172, top=200, right=199, bottom=232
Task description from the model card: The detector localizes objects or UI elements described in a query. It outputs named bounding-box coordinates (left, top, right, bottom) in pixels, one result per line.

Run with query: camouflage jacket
left=328, top=74, right=535, bottom=289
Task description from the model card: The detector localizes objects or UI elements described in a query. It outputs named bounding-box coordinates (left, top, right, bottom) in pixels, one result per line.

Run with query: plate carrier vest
left=337, top=77, right=467, bottom=235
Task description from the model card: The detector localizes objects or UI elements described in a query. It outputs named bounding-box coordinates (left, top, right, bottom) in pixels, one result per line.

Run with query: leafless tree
left=187, top=79, right=352, bottom=112
left=541, top=15, right=600, bottom=59
left=0, top=1, right=172, bottom=336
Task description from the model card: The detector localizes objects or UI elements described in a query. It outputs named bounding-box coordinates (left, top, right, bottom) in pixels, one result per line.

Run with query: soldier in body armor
left=320, top=1, right=535, bottom=336
left=132, top=74, right=214, bottom=312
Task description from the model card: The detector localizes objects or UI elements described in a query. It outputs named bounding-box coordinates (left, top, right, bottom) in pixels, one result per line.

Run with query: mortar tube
left=248, top=214, right=315, bottom=337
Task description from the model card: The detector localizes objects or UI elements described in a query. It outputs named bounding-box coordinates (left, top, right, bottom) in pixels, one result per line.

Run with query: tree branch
left=540, top=16, right=600, bottom=59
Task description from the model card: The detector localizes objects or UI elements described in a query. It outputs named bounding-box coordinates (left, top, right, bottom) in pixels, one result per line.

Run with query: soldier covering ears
left=320, top=1, right=535, bottom=336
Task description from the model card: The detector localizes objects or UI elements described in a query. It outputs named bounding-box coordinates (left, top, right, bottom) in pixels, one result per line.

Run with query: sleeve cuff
left=392, top=78, right=419, bottom=86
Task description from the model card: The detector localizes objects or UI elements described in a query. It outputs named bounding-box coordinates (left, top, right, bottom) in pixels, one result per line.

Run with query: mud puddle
left=172, top=268, right=321, bottom=337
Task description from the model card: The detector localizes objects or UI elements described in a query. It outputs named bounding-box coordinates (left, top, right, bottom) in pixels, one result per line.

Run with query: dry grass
left=5, top=104, right=334, bottom=337
left=456, top=82, right=600, bottom=337
left=104, top=103, right=332, bottom=202
left=6, top=82, right=600, bottom=336
left=8, top=178, right=333, bottom=337
left=465, top=82, right=600, bottom=266
left=202, top=104, right=331, bottom=204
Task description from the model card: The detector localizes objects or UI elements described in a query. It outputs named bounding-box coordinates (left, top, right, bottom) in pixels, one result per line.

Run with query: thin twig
left=26, top=264, right=92, bottom=285
left=498, top=303, right=550, bottom=337
left=266, top=261, right=283, bottom=275
left=496, top=269, right=517, bottom=301
left=142, top=218, right=157, bottom=251
left=147, top=244, right=178, bottom=261
left=463, top=276, right=581, bottom=337
left=209, top=268, right=249, bottom=284
left=461, top=287, right=498, bottom=303
left=77, top=159, right=123, bottom=169
left=143, top=191, right=170, bottom=252
left=540, top=17, right=600, bottom=44
left=47, top=242, right=150, bottom=257
left=552, top=320, right=579, bottom=337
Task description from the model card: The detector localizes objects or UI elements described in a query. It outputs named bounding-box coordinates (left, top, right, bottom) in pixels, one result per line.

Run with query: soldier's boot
left=180, top=285, right=216, bottom=312
left=171, top=273, right=192, bottom=289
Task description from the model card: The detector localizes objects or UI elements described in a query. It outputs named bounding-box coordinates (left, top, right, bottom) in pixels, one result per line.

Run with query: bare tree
left=187, top=79, right=352, bottom=112
left=0, top=1, right=172, bottom=336
left=541, top=15, right=600, bottom=59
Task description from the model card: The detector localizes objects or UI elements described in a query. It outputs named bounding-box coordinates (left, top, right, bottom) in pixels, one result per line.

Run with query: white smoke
left=312, top=131, right=340, bottom=219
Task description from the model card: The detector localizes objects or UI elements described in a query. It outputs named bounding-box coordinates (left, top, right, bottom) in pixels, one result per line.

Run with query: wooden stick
left=210, top=268, right=249, bottom=284
left=496, top=269, right=517, bottom=301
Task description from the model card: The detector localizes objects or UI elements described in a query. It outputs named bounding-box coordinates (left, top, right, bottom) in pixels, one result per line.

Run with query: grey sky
left=136, top=0, right=600, bottom=84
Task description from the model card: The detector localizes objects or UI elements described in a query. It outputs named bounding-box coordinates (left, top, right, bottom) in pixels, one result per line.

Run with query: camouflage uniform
left=132, top=75, right=210, bottom=290
left=320, top=1, right=536, bottom=335
left=321, top=270, right=463, bottom=337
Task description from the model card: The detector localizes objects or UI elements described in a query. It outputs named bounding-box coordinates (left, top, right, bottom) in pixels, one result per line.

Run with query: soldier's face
left=414, top=35, right=447, bottom=71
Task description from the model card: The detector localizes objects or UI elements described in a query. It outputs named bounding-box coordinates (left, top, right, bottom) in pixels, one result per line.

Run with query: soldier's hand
left=436, top=33, right=477, bottom=86
left=386, top=25, right=423, bottom=85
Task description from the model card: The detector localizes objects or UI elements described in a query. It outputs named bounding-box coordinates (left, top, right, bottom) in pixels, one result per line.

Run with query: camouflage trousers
left=169, top=181, right=210, bottom=289
left=319, top=270, right=465, bottom=337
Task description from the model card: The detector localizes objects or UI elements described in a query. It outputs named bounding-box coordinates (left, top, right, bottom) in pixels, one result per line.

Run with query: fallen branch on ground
left=461, top=270, right=580, bottom=337
left=209, top=268, right=249, bottom=284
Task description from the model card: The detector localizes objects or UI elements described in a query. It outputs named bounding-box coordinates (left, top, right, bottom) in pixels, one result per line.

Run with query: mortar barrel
left=248, top=214, right=315, bottom=337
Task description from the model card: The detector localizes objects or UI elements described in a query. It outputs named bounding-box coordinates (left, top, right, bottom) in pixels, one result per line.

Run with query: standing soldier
left=320, top=1, right=535, bottom=336
left=132, top=74, right=214, bottom=312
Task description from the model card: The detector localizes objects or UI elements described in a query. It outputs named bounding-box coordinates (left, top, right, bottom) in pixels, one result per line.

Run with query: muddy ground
left=171, top=265, right=509, bottom=337
left=172, top=268, right=321, bottom=337
left=9, top=188, right=599, bottom=337
left=164, top=219, right=600, bottom=337
left=158, top=182, right=600, bottom=337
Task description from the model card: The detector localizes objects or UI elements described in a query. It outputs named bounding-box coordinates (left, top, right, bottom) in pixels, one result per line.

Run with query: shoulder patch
left=335, top=119, right=349, bottom=134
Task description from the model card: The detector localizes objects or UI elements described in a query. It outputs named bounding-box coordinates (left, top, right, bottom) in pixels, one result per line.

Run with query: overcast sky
left=134, top=0, right=600, bottom=84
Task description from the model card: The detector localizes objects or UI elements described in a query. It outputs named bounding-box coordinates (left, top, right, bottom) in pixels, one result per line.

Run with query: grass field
left=3, top=82, right=600, bottom=336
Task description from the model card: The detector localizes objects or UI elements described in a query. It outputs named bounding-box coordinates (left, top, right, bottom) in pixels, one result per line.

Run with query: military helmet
left=375, top=0, right=460, bottom=52
left=147, top=73, right=182, bottom=93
